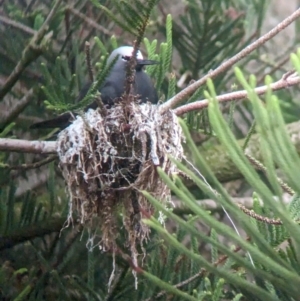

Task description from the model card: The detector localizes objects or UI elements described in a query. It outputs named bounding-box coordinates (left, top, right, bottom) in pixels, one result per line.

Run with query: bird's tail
left=29, top=112, right=73, bottom=129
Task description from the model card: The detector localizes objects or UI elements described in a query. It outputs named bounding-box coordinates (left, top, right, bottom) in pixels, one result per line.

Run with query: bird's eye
left=121, top=55, right=131, bottom=61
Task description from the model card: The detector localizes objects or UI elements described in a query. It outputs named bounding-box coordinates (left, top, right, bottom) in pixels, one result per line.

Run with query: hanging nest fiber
left=56, top=98, right=184, bottom=259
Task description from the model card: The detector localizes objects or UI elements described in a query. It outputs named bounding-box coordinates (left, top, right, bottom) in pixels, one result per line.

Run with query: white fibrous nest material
left=56, top=101, right=184, bottom=256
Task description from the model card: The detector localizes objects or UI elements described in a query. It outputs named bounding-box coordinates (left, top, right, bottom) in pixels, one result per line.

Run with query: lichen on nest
left=56, top=100, right=184, bottom=261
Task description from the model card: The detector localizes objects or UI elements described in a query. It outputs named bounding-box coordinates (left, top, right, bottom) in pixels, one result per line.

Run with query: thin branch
left=0, top=138, right=56, bottom=154
left=0, top=217, right=66, bottom=251
left=245, top=154, right=295, bottom=196
left=34, top=0, right=63, bottom=42
left=66, top=5, right=116, bottom=37
left=174, top=73, right=300, bottom=115
left=0, top=15, right=37, bottom=35
left=2, top=117, right=300, bottom=183
left=0, top=43, right=43, bottom=100
left=172, top=194, right=292, bottom=214
left=146, top=239, right=249, bottom=301
left=238, top=205, right=284, bottom=225
left=257, top=56, right=290, bottom=84
left=0, top=155, right=57, bottom=171
left=160, top=8, right=300, bottom=114
left=15, top=168, right=50, bottom=198
left=0, top=0, right=63, bottom=100
left=242, top=120, right=256, bottom=150
left=85, top=41, right=94, bottom=82
left=0, top=89, right=34, bottom=129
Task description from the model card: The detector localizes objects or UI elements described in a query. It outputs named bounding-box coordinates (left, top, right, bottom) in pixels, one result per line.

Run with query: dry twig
left=160, top=8, right=300, bottom=114
left=174, top=73, right=300, bottom=115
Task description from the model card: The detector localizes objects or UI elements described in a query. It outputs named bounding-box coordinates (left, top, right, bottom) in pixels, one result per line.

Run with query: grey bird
left=30, top=46, right=159, bottom=129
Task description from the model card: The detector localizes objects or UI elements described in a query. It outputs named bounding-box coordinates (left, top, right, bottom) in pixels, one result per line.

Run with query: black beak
left=136, top=59, right=159, bottom=66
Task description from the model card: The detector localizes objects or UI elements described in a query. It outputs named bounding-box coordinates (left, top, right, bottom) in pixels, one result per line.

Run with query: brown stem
left=146, top=238, right=249, bottom=301
left=0, top=89, right=34, bottom=129
left=245, top=154, right=295, bottom=196
left=238, top=205, right=284, bottom=225
left=174, top=73, right=300, bottom=115
left=0, top=217, right=66, bottom=251
left=160, top=8, right=300, bottom=114
left=0, top=0, right=63, bottom=100
left=0, top=15, right=36, bottom=35
left=66, top=6, right=116, bottom=37
left=85, top=41, right=94, bottom=82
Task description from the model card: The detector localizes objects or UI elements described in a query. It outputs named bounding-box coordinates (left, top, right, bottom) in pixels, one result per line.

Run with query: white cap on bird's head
left=108, top=46, right=143, bottom=63
left=107, top=46, right=158, bottom=69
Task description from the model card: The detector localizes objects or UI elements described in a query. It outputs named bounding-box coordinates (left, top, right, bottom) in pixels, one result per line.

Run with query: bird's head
left=107, top=46, right=159, bottom=71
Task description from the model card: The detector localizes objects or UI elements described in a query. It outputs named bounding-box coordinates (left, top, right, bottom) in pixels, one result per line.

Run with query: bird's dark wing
left=79, top=69, right=126, bottom=109
left=98, top=70, right=126, bottom=106
left=94, top=79, right=123, bottom=107
left=29, top=68, right=157, bottom=130
left=29, top=112, right=74, bottom=129
left=29, top=82, right=89, bottom=129
left=135, top=72, right=158, bottom=104
left=29, top=76, right=123, bottom=129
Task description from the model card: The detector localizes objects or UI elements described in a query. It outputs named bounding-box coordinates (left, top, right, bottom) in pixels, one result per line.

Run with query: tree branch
left=0, top=88, right=34, bottom=129
left=1, top=119, right=300, bottom=185
left=0, top=138, right=56, bottom=154
left=171, top=194, right=292, bottom=214
left=160, top=8, right=300, bottom=114
left=174, top=73, right=300, bottom=116
left=189, top=120, right=300, bottom=183
left=1, top=155, right=57, bottom=171
left=66, top=5, right=117, bottom=37
left=0, top=15, right=37, bottom=35
left=0, top=0, right=63, bottom=100
left=0, top=217, right=66, bottom=251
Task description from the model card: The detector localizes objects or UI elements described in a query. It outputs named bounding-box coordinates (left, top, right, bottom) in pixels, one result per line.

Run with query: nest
left=56, top=100, right=184, bottom=261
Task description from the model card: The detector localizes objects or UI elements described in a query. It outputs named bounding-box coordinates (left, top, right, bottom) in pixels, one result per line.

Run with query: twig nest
left=56, top=101, right=184, bottom=255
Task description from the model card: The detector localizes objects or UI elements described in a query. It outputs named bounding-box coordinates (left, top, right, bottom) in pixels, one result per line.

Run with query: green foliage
left=91, top=0, right=159, bottom=50
left=171, top=0, right=245, bottom=79
left=140, top=52, right=300, bottom=299
left=144, top=14, right=173, bottom=97
left=0, top=123, right=15, bottom=138
left=176, top=0, right=252, bottom=132
left=2, top=0, right=300, bottom=300
left=38, top=4, right=173, bottom=113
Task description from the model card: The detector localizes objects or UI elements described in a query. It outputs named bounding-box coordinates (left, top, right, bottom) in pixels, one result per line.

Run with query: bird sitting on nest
left=30, top=46, right=159, bottom=130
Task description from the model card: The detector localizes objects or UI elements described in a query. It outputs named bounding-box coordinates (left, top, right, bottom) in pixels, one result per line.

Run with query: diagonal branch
left=0, top=89, right=34, bottom=129
left=0, top=15, right=37, bottom=35
left=174, top=73, right=300, bottom=115
left=0, top=0, right=63, bottom=100
left=0, top=217, right=66, bottom=251
left=66, top=5, right=115, bottom=37
left=160, top=8, right=300, bottom=114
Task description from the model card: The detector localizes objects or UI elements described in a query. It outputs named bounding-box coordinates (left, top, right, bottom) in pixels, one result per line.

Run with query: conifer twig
left=238, top=205, right=284, bottom=225
left=66, top=5, right=115, bottom=37
left=172, top=194, right=293, bottom=214
left=124, top=0, right=157, bottom=99
left=160, top=8, right=300, bottom=114
left=245, top=154, right=295, bottom=196
left=174, top=73, right=300, bottom=115
left=85, top=41, right=94, bottom=82
left=0, top=15, right=37, bottom=35
left=0, top=89, right=34, bottom=129
left=0, top=217, right=66, bottom=251
left=0, top=0, right=63, bottom=100
left=147, top=239, right=249, bottom=301
left=0, top=155, right=57, bottom=171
